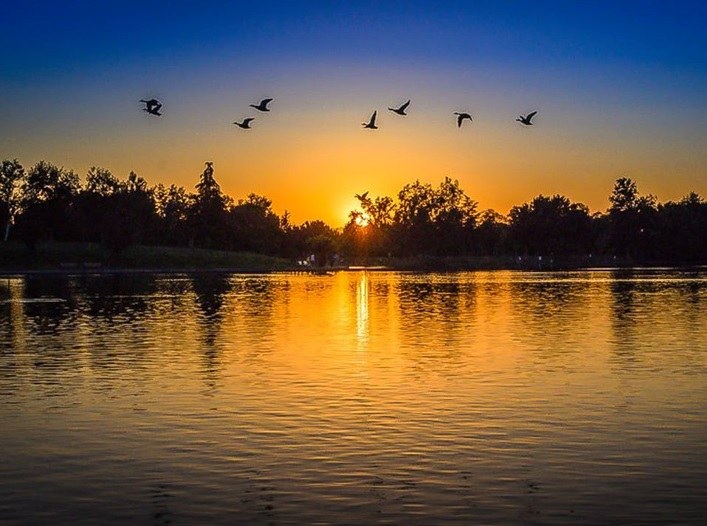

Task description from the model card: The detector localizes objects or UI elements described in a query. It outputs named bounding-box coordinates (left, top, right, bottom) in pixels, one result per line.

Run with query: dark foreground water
left=0, top=269, right=705, bottom=524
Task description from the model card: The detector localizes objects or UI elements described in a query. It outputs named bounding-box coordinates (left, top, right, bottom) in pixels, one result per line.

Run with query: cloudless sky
left=1, top=1, right=705, bottom=225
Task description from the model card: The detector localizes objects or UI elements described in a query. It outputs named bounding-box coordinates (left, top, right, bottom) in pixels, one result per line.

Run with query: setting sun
left=354, top=212, right=370, bottom=227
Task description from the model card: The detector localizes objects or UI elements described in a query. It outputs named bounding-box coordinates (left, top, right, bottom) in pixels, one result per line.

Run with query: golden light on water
left=356, top=272, right=369, bottom=346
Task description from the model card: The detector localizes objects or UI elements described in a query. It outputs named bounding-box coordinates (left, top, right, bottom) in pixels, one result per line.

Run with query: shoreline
left=1, top=263, right=704, bottom=278
left=2, top=242, right=704, bottom=277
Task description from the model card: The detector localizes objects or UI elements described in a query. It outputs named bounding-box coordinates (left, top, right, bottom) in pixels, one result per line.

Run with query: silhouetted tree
left=286, top=220, right=339, bottom=265
left=153, top=183, right=193, bottom=246
left=606, top=177, right=658, bottom=261
left=3, top=155, right=705, bottom=266
left=228, top=193, right=282, bottom=253
left=432, top=177, right=478, bottom=255
left=85, top=166, right=121, bottom=195
left=102, top=171, right=157, bottom=254
left=509, top=194, right=592, bottom=257
left=474, top=209, right=509, bottom=256
left=654, top=193, right=707, bottom=262
left=189, top=163, right=231, bottom=248
left=391, top=177, right=477, bottom=255
left=15, top=161, right=81, bottom=248
left=73, top=166, right=121, bottom=243
left=0, top=159, right=25, bottom=241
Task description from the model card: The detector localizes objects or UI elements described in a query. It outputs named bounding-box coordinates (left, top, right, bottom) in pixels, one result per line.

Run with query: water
left=1, top=269, right=705, bottom=524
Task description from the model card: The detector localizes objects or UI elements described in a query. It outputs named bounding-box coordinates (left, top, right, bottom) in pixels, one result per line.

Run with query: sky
left=1, top=0, right=706, bottom=226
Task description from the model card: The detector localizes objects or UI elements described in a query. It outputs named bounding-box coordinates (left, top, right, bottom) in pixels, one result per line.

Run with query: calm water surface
left=1, top=270, right=705, bottom=524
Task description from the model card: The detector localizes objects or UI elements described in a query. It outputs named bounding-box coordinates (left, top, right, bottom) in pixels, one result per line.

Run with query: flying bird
left=143, top=107, right=162, bottom=116
left=388, top=99, right=410, bottom=116
left=454, top=112, right=472, bottom=128
left=362, top=111, right=378, bottom=129
left=355, top=191, right=369, bottom=201
left=140, top=98, right=162, bottom=116
left=233, top=118, right=255, bottom=129
left=516, top=111, right=538, bottom=126
left=250, top=98, right=273, bottom=112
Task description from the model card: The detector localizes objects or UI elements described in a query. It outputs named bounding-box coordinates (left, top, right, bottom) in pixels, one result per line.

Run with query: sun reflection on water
left=356, top=271, right=369, bottom=346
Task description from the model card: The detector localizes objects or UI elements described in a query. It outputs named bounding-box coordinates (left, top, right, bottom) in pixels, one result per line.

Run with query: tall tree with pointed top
left=189, top=162, right=231, bottom=248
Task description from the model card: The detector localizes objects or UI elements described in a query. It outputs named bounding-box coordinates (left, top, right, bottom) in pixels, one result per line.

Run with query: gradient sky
left=1, top=1, right=705, bottom=226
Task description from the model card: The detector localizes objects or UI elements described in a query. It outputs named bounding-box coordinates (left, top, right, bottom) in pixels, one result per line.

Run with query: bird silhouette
left=516, top=111, right=538, bottom=125
left=250, top=98, right=273, bottom=112
left=140, top=98, right=161, bottom=110
left=454, top=112, right=472, bottom=128
left=388, top=100, right=410, bottom=116
left=140, top=98, right=162, bottom=116
left=362, top=111, right=378, bottom=129
left=143, top=107, right=162, bottom=116
left=233, top=118, right=255, bottom=129
left=355, top=191, right=369, bottom=201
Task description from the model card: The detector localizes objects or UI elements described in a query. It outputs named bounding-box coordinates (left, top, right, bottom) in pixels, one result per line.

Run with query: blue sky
left=2, top=1, right=705, bottom=224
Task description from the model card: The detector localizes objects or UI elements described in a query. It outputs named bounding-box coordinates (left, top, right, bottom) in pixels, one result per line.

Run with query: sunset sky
left=1, top=1, right=705, bottom=226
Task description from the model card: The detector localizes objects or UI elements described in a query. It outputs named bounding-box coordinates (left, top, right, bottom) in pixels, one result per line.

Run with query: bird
left=454, top=112, right=472, bottom=128
left=362, top=111, right=378, bottom=129
left=250, top=98, right=273, bottom=112
left=140, top=98, right=162, bottom=116
left=143, top=106, right=162, bottom=116
left=388, top=99, right=410, bottom=116
left=233, top=118, right=255, bottom=129
left=140, top=98, right=161, bottom=110
left=355, top=191, right=369, bottom=201
left=516, top=111, right=538, bottom=125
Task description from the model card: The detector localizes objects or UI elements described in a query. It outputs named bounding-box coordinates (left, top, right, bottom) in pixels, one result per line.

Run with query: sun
left=354, top=213, right=370, bottom=227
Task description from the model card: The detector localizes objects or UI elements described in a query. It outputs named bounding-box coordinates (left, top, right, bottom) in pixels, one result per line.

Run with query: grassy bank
left=0, top=241, right=292, bottom=272
left=1, top=242, right=702, bottom=274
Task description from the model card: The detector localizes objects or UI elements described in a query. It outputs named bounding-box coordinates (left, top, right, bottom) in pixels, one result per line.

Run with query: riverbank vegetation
left=1, top=158, right=705, bottom=270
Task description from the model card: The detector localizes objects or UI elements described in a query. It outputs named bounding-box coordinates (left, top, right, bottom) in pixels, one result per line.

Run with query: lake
left=1, top=269, right=705, bottom=524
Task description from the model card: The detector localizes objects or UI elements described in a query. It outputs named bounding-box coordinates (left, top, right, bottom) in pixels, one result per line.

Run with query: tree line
left=1, top=158, right=705, bottom=265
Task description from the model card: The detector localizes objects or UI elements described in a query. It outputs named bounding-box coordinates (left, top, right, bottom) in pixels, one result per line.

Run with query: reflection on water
left=0, top=270, right=705, bottom=524
left=356, top=272, right=369, bottom=346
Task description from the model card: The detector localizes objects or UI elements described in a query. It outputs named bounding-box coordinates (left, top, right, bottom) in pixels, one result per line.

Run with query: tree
left=654, top=193, right=707, bottom=262
left=474, top=209, right=509, bottom=256
left=15, top=161, right=81, bottom=248
left=0, top=159, right=25, bottom=241
left=392, top=177, right=477, bottom=255
left=432, top=177, right=478, bottom=255
left=228, top=193, right=282, bottom=253
left=153, top=183, right=193, bottom=246
left=509, top=194, right=592, bottom=256
left=285, top=220, right=339, bottom=265
left=101, top=171, right=157, bottom=254
left=188, top=162, right=231, bottom=248
left=21, top=160, right=80, bottom=204
left=85, top=166, right=121, bottom=196
left=607, top=177, right=658, bottom=260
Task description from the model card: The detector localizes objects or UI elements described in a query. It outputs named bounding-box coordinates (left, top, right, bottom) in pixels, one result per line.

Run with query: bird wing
left=399, top=100, right=410, bottom=111
left=370, top=111, right=377, bottom=125
left=153, top=102, right=162, bottom=111
left=244, top=118, right=254, bottom=124
left=457, top=114, right=463, bottom=127
left=527, top=111, right=537, bottom=121
left=261, top=98, right=273, bottom=105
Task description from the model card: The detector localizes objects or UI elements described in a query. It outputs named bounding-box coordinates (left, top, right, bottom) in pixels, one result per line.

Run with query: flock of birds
left=139, top=97, right=538, bottom=129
